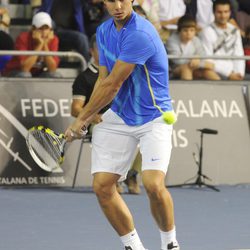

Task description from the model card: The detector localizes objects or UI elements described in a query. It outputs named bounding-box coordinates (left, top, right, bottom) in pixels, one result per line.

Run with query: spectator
left=3, top=12, right=61, bottom=77
left=232, top=0, right=250, bottom=37
left=0, top=3, right=13, bottom=74
left=133, top=0, right=170, bottom=43
left=199, top=0, right=245, bottom=80
left=0, top=30, right=14, bottom=74
left=133, top=0, right=161, bottom=30
left=39, top=0, right=90, bottom=61
left=243, top=26, right=250, bottom=74
left=185, top=0, right=245, bottom=36
left=184, top=0, right=214, bottom=30
left=0, top=5, right=10, bottom=33
left=167, top=15, right=220, bottom=80
left=158, top=0, right=186, bottom=32
left=82, top=0, right=109, bottom=39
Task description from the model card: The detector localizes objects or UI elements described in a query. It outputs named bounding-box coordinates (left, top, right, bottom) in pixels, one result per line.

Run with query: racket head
left=26, top=126, right=66, bottom=172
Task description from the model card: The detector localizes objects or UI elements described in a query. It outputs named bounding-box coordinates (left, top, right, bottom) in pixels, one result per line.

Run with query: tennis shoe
left=166, top=241, right=180, bottom=250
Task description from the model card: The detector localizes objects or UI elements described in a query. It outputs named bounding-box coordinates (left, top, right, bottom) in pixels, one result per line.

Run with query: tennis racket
left=26, top=125, right=87, bottom=172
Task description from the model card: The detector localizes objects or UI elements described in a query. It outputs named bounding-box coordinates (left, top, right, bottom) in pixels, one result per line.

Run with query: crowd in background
left=0, top=0, right=250, bottom=79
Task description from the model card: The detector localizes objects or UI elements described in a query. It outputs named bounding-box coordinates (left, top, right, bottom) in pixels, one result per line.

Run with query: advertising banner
left=0, top=78, right=84, bottom=187
left=0, top=79, right=250, bottom=187
left=168, top=81, right=250, bottom=185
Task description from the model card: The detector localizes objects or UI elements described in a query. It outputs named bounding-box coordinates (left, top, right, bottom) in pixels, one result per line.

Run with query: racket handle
left=80, top=125, right=88, bottom=136
left=70, top=125, right=88, bottom=138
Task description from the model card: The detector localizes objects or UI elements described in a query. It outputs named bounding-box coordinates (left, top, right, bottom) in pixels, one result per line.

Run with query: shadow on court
left=0, top=185, right=250, bottom=250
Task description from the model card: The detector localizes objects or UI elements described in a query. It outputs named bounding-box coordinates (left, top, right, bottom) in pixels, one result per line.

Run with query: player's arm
left=71, top=98, right=86, bottom=117
left=65, top=60, right=135, bottom=139
left=81, top=61, right=135, bottom=121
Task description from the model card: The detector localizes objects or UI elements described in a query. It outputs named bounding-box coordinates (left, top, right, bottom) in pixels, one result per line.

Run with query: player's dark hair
left=90, top=33, right=97, bottom=49
left=177, top=15, right=196, bottom=32
left=213, top=0, right=231, bottom=12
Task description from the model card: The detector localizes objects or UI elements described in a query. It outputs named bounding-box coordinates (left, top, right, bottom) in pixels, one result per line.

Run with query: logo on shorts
left=125, top=246, right=133, bottom=250
left=151, top=158, right=160, bottom=161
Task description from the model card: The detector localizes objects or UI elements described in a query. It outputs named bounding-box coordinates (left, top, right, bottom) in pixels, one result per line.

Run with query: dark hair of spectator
left=0, top=31, right=14, bottom=50
left=177, top=15, right=196, bottom=32
left=213, top=0, right=231, bottom=13
left=90, top=33, right=97, bottom=49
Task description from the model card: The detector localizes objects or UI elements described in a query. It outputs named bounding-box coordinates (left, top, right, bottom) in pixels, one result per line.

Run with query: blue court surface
left=0, top=185, right=250, bottom=250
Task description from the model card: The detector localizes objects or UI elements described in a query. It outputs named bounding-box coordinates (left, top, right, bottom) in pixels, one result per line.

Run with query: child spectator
left=167, top=15, right=220, bottom=80
left=3, top=12, right=61, bottom=77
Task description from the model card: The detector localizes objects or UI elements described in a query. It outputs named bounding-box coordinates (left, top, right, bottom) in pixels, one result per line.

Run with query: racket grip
left=70, top=125, right=88, bottom=138
left=80, top=125, right=88, bottom=135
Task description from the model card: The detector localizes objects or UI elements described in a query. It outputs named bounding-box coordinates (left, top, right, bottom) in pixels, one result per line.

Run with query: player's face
left=214, top=4, right=231, bottom=27
left=179, top=27, right=196, bottom=43
left=104, top=0, right=133, bottom=22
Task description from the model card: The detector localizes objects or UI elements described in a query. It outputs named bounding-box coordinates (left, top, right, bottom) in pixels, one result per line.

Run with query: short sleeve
left=118, top=31, right=156, bottom=65
left=96, top=26, right=107, bottom=67
left=72, top=73, right=88, bottom=97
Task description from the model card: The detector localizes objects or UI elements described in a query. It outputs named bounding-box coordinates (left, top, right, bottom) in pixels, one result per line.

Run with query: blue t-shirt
left=96, top=11, right=173, bottom=126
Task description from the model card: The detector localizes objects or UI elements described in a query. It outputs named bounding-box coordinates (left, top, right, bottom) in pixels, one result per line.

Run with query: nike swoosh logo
left=151, top=158, right=160, bottom=161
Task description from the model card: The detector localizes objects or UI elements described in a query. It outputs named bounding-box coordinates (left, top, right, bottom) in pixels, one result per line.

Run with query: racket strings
left=29, top=130, right=62, bottom=165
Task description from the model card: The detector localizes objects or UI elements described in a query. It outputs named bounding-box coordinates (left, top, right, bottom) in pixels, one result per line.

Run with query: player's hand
left=92, top=114, right=103, bottom=124
left=65, top=119, right=88, bottom=142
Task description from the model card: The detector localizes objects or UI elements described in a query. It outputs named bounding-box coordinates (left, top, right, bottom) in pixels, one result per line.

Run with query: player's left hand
left=65, top=119, right=88, bottom=142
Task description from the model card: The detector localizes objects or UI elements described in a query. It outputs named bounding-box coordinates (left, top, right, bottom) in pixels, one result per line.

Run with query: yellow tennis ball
left=162, top=111, right=177, bottom=125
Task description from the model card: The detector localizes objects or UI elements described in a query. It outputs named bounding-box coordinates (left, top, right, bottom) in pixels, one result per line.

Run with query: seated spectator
left=185, top=0, right=245, bottom=36
left=243, top=26, right=250, bottom=74
left=0, top=4, right=13, bottom=74
left=133, top=0, right=169, bottom=42
left=167, top=15, right=220, bottom=80
left=3, top=12, right=61, bottom=77
left=39, top=0, right=90, bottom=61
left=184, top=0, right=214, bottom=30
left=232, top=0, right=250, bottom=38
left=83, top=0, right=109, bottom=39
left=0, top=5, right=10, bottom=33
left=158, top=0, right=186, bottom=32
left=0, top=30, right=14, bottom=74
left=133, top=0, right=161, bottom=30
left=199, top=0, right=245, bottom=80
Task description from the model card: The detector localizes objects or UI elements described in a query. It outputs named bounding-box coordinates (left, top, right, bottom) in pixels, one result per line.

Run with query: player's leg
left=93, top=172, right=135, bottom=235
left=142, top=170, right=174, bottom=231
left=142, top=171, right=178, bottom=250
left=91, top=109, right=147, bottom=250
left=138, top=116, right=179, bottom=250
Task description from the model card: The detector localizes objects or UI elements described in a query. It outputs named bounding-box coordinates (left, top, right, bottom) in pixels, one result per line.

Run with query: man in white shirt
left=199, top=0, right=245, bottom=80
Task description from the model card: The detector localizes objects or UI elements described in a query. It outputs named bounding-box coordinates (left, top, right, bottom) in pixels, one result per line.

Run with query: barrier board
left=0, top=78, right=250, bottom=187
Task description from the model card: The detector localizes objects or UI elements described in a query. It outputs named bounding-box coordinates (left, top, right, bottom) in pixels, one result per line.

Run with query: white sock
left=160, top=226, right=177, bottom=250
left=120, top=229, right=145, bottom=250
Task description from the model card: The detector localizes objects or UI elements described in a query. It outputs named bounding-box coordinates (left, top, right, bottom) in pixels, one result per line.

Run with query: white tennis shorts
left=91, top=109, right=173, bottom=181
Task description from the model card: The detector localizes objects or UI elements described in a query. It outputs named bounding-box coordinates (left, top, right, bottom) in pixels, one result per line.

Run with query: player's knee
left=92, top=179, right=114, bottom=200
left=143, top=180, right=164, bottom=200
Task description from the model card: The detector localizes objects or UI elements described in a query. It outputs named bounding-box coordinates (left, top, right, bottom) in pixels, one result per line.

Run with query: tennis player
left=65, top=0, right=179, bottom=249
